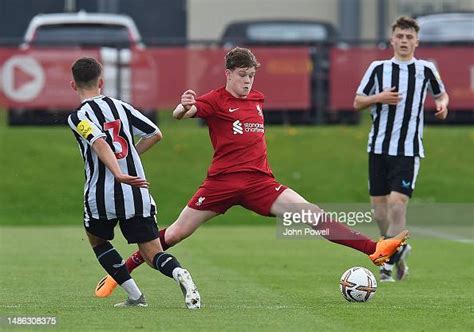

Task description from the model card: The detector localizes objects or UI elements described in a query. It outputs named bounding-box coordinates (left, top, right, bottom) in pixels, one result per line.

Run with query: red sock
left=125, top=251, right=144, bottom=273
left=159, top=228, right=172, bottom=251
left=313, top=216, right=377, bottom=255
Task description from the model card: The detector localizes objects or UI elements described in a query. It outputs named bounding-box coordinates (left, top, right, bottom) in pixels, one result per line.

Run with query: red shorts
left=187, top=171, right=288, bottom=216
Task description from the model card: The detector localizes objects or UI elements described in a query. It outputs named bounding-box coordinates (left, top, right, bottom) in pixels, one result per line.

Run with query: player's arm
left=92, top=138, right=149, bottom=188
left=135, top=129, right=162, bottom=155
left=426, top=62, right=449, bottom=120
left=120, top=101, right=162, bottom=154
left=173, top=89, right=198, bottom=120
left=173, top=104, right=197, bottom=120
left=353, top=87, right=402, bottom=111
left=434, top=92, right=449, bottom=120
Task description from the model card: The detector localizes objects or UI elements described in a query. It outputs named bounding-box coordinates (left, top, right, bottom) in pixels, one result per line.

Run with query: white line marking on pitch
left=410, top=226, right=474, bottom=244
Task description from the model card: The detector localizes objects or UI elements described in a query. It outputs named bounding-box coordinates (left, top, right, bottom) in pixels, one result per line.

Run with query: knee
left=388, top=197, right=408, bottom=212
left=387, top=202, right=407, bottom=223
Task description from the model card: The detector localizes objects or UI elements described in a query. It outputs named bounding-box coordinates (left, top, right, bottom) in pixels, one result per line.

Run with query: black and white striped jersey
left=68, top=95, right=159, bottom=221
left=357, top=57, right=446, bottom=158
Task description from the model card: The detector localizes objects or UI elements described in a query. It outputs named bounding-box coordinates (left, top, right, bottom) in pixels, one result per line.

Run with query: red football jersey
left=194, top=86, right=273, bottom=177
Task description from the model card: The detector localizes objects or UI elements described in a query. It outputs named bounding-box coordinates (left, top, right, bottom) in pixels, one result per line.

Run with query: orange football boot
left=95, top=275, right=118, bottom=298
left=369, top=230, right=409, bottom=266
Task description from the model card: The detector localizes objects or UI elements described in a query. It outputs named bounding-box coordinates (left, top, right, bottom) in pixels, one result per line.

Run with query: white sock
left=383, top=263, right=394, bottom=271
left=121, top=279, right=142, bottom=300
left=172, top=267, right=184, bottom=281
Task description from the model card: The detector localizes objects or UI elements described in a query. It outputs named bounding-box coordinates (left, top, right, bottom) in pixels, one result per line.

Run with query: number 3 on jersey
left=104, top=120, right=129, bottom=159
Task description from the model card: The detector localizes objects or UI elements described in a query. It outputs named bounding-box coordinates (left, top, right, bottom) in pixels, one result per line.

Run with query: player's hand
left=434, top=101, right=448, bottom=120
left=181, top=89, right=196, bottom=111
left=116, top=174, right=150, bottom=188
left=377, top=87, right=402, bottom=105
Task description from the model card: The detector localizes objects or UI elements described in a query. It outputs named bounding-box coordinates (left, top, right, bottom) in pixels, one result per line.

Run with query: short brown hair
left=391, top=16, right=419, bottom=33
left=225, top=47, right=260, bottom=70
left=71, top=57, right=102, bottom=89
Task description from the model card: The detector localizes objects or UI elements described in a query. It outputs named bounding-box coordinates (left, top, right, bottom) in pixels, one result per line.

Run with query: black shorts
left=84, top=214, right=159, bottom=244
left=368, top=153, right=421, bottom=198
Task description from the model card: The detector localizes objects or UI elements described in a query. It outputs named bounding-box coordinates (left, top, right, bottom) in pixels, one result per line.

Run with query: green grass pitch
left=0, top=226, right=472, bottom=331
left=0, top=111, right=473, bottom=330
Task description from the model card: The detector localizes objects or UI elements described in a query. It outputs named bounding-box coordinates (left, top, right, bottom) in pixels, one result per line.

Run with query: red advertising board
left=0, top=47, right=311, bottom=111
left=329, top=47, right=474, bottom=112
left=3, top=46, right=470, bottom=114
left=0, top=48, right=101, bottom=109
left=140, top=47, right=312, bottom=110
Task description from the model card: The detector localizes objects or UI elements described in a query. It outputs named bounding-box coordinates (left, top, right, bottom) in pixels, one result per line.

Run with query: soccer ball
left=339, top=267, right=377, bottom=302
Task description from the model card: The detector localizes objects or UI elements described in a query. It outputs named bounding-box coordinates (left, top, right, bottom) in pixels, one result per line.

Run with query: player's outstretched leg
left=313, top=219, right=409, bottom=266
left=270, top=189, right=409, bottom=266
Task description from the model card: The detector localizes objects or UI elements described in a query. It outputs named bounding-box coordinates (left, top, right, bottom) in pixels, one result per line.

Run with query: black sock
left=93, top=242, right=131, bottom=285
left=152, top=252, right=181, bottom=278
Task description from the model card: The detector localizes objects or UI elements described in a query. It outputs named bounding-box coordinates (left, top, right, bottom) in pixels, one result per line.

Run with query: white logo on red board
left=1, top=55, right=44, bottom=102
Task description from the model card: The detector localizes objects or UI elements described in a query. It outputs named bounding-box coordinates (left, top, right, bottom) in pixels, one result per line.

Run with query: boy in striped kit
left=354, top=16, right=449, bottom=281
left=68, top=57, right=200, bottom=308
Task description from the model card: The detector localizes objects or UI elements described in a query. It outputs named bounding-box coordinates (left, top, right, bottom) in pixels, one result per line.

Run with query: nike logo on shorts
left=275, top=185, right=283, bottom=191
left=229, top=108, right=239, bottom=112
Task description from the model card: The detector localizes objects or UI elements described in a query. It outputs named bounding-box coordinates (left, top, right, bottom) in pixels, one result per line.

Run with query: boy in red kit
left=95, top=47, right=408, bottom=298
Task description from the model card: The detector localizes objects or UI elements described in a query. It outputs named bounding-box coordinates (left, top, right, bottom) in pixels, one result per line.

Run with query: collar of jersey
left=391, top=57, right=417, bottom=65
left=82, top=95, right=105, bottom=102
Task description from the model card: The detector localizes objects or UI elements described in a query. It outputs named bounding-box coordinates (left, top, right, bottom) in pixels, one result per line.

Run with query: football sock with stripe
left=93, top=242, right=141, bottom=300
left=153, top=252, right=181, bottom=279
left=125, top=250, right=145, bottom=273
